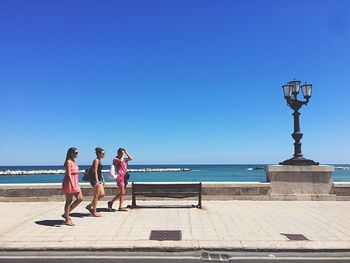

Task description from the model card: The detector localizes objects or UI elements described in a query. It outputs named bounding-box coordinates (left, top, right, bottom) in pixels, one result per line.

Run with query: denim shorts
left=90, top=178, right=103, bottom=187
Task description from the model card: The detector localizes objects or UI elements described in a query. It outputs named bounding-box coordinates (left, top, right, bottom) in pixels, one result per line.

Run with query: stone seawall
left=0, top=182, right=349, bottom=201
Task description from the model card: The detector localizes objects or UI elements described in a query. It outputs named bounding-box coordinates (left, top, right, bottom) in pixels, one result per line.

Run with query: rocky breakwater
left=127, top=168, right=191, bottom=172
left=0, top=168, right=191, bottom=175
left=0, top=170, right=67, bottom=175
left=335, top=166, right=350, bottom=170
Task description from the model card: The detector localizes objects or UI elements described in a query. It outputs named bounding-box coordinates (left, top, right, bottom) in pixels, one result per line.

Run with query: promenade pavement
left=0, top=200, right=349, bottom=252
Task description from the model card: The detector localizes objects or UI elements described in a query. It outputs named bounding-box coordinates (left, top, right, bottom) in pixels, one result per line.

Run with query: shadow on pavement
left=96, top=208, right=115, bottom=212
left=35, top=220, right=64, bottom=227
left=69, top=212, right=91, bottom=218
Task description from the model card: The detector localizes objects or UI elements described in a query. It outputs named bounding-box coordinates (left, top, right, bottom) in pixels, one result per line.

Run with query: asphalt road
left=1, top=251, right=350, bottom=263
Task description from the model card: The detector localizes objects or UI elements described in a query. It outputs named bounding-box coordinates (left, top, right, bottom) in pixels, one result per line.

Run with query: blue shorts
left=90, top=178, right=103, bottom=187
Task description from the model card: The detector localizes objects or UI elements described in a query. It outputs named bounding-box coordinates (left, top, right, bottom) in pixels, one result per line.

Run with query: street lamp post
left=279, top=79, right=319, bottom=165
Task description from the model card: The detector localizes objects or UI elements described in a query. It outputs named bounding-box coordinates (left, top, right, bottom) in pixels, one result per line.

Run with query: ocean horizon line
left=0, top=163, right=269, bottom=167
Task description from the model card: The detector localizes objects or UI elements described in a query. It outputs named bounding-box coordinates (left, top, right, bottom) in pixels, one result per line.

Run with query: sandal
left=118, top=208, right=128, bottom=212
left=85, top=205, right=93, bottom=214
left=107, top=201, right=113, bottom=212
left=65, top=220, right=75, bottom=226
left=92, top=213, right=102, bottom=217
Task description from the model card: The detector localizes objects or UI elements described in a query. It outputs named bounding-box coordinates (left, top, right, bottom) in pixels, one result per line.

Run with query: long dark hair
left=64, top=147, right=77, bottom=166
left=117, top=148, right=125, bottom=156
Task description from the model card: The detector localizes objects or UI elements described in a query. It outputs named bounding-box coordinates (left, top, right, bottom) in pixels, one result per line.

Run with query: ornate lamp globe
left=301, top=83, right=312, bottom=99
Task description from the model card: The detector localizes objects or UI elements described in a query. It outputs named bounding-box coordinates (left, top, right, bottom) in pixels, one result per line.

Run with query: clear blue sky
left=1, top=0, right=349, bottom=165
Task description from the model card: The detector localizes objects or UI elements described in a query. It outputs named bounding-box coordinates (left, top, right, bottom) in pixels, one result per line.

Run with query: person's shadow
left=35, top=209, right=115, bottom=226
left=35, top=220, right=64, bottom=227
left=69, top=210, right=114, bottom=217
left=97, top=208, right=115, bottom=212
left=69, top=212, right=91, bottom=218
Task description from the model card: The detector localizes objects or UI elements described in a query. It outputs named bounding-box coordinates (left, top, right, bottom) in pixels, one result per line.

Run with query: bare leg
left=64, top=194, right=74, bottom=225
left=118, top=186, right=126, bottom=210
left=92, top=185, right=102, bottom=217
left=109, top=194, right=119, bottom=205
left=98, top=185, right=105, bottom=201
left=70, top=192, right=83, bottom=212
left=85, top=198, right=93, bottom=214
left=108, top=186, right=121, bottom=211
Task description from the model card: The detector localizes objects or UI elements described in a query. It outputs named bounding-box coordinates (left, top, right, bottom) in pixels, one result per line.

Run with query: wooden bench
left=129, top=182, right=202, bottom=208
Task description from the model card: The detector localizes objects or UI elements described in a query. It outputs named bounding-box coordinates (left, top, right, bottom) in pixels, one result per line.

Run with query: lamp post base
left=265, top=165, right=335, bottom=201
left=279, top=157, right=319, bottom=165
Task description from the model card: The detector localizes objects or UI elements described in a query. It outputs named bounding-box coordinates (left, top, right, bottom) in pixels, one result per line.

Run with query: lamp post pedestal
left=265, top=165, right=336, bottom=201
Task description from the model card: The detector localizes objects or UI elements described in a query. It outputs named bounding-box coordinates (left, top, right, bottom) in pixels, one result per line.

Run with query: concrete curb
left=1, top=241, right=350, bottom=252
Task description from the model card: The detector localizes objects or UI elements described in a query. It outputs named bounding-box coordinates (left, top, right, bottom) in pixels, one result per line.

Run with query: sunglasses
left=74, top=152, right=78, bottom=155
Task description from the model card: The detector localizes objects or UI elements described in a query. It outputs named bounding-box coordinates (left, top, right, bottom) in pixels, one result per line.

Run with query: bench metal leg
left=198, top=182, right=202, bottom=208
left=131, top=182, right=137, bottom=208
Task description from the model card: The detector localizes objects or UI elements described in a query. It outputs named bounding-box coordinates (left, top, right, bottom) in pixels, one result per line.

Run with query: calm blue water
left=0, top=164, right=349, bottom=184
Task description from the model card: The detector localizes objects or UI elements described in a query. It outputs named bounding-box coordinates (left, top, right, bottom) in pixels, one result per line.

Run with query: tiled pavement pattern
left=0, top=201, right=349, bottom=251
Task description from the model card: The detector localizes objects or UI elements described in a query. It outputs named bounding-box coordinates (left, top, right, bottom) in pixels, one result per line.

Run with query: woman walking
left=85, top=147, right=106, bottom=217
left=107, top=148, right=133, bottom=212
left=62, top=147, right=83, bottom=226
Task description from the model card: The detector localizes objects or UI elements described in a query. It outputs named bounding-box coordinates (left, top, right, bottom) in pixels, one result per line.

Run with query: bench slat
left=136, top=193, right=199, bottom=198
left=131, top=182, right=202, bottom=209
left=133, top=184, right=200, bottom=190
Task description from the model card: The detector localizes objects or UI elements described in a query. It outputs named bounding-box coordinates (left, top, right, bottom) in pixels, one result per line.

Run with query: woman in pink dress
left=62, top=147, right=83, bottom=226
left=107, top=148, right=133, bottom=212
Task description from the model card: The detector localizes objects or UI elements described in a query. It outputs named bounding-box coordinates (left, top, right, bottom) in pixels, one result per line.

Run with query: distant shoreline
left=0, top=168, right=191, bottom=175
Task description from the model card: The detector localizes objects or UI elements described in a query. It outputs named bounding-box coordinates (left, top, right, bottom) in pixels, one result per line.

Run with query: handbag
left=125, top=172, right=130, bottom=181
left=82, top=166, right=94, bottom=182
left=108, top=164, right=119, bottom=180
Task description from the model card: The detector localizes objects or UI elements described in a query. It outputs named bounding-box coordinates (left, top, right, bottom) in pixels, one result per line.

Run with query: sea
left=0, top=164, right=349, bottom=184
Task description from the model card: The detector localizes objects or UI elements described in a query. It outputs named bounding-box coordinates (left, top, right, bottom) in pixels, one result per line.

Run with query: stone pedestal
left=265, top=165, right=336, bottom=201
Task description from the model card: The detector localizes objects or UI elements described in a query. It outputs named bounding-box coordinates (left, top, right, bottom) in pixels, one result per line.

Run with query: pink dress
left=113, top=158, right=128, bottom=187
left=62, top=163, right=81, bottom=193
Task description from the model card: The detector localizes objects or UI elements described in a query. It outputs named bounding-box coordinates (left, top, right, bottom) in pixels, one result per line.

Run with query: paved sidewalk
left=0, top=200, right=349, bottom=252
